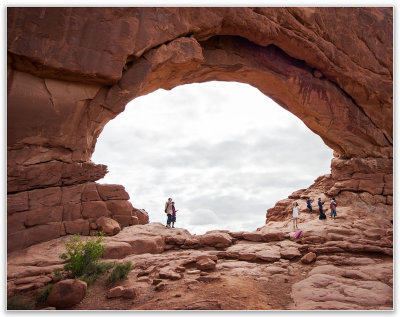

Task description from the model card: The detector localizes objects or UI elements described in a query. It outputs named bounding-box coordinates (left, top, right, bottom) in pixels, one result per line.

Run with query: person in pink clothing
left=171, top=201, right=178, bottom=228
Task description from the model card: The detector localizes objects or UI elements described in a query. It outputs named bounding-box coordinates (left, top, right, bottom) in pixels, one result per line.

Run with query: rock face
left=7, top=8, right=392, bottom=248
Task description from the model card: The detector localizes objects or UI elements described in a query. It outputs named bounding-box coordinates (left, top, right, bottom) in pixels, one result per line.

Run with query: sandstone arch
left=7, top=7, right=393, bottom=251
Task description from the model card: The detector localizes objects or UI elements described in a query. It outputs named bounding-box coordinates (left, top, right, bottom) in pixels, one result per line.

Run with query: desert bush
left=59, top=232, right=106, bottom=278
left=7, top=295, right=35, bottom=310
left=78, top=262, right=115, bottom=287
left=108, top=262, right=133, bottom=284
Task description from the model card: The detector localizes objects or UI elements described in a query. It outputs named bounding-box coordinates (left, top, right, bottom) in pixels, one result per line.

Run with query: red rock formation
left=47, top=279, right=87, bottom=309
left=7, top=7, right=392, bottom=249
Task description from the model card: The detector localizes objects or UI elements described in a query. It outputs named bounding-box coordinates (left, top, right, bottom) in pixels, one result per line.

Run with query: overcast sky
left=91, top=81, right=333, bottom=234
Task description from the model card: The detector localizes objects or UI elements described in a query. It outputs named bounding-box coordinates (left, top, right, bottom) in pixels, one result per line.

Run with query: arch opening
left=92, top=81, right=333, bottom=234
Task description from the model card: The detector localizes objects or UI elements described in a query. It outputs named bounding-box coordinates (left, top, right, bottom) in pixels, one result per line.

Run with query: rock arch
left=7, top=7, right=393, bottom=251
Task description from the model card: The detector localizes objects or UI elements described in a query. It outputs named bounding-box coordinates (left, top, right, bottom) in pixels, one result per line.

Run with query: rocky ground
left=7, top=206, right=393, bottom=311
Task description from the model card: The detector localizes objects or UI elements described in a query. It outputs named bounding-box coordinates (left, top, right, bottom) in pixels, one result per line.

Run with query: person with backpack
left=165, top=198, right=173, bottom=227
left=171, top=201, right=178, bottom=228
left=292, top=202, right=299, bottom=230
left=318, top=198, right=326, bottom=220
left=330, top=197, right=337, bottom=219
left=306, top=198, right=313, bottom=214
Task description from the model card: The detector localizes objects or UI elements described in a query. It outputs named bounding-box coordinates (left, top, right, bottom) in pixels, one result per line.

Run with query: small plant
left=36, top=284, right=53, bottom=305
left=78, top=262, right=115, bottom=287
left=108, top=262, right=133, bottom=284
left=59, top=232, right=106, bottom=278
left=7, top=295, right=35, bottom=310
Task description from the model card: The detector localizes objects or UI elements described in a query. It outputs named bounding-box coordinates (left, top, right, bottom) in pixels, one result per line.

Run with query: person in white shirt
left=292, top=202, right=299, bottom=230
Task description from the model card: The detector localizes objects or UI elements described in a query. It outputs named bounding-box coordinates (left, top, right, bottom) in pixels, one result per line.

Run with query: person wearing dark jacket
left=318, top=198, right=326, bottom=220
left=306, top=198, right=313, bottom=214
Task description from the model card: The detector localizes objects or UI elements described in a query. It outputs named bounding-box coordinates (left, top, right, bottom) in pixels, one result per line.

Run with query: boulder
left=132, top=208, right=149, bottom=224
left=47, top=279, right=87, bottom=309
left=96, top=216, right=121, bottom=235
left=301, top=252, right=317, bottom=264
left=200, top=232, right=232, bottom=248
left=107, top=286, right=139, bottom=299
left=196, top=258, right=216, bottom=271
left=107, top=286, right=124, bottom=298
left=103, top=241, right=133, bottom=259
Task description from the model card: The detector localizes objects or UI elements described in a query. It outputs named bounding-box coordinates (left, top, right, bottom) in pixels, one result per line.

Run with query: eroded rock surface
left=7, top=208, right=393, bottom=310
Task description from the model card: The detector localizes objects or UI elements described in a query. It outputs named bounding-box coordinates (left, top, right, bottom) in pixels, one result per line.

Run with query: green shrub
left=36, top=284, right=53, bottom=305
left=59, top=232, right=106, bottom=278
left=78, top=262, right=115, bottom=287
left=7, top=295, right=35, bottom=310
left=108, top=262, right=133, bottom=284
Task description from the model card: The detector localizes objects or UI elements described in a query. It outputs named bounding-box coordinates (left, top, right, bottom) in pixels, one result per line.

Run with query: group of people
left=292, top=197, right=338, bottom=230
left=164, top=198, right=178, bottom=228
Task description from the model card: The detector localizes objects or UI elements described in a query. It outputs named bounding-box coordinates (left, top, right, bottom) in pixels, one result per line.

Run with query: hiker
left=165, top=198, right=173, bottom=227
left=330, top=197, right=337, bottom=219
left=292, top=202, right=299, bottom=230
left=306, top=198, right=313, bottom=214
left=171, top=201, right=178, bottom=228
left=318, top=198, right=326, bottom=220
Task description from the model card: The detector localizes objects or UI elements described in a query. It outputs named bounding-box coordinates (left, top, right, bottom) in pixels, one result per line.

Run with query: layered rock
left=7, top=7, right=392, bottom=248
left=7, top=182, right=148, bottom=252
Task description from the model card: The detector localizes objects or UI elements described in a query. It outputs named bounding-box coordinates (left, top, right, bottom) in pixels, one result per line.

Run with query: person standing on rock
left=330, top=197, right=337, bottom=219
left=171, top=201, right=178, bottom=228
left=318, top=198, right=326, bottom=220
left=165, top=198, right=173, bottom=227
left=292, top=202, right=299, bottom=230
left=306, top=198, right=313, bottom=214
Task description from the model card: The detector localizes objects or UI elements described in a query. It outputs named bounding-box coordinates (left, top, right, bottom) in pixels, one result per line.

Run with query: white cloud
left=92, top=81, right=333, bottom=234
